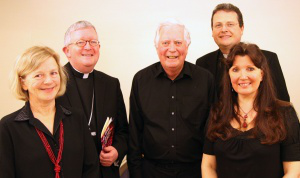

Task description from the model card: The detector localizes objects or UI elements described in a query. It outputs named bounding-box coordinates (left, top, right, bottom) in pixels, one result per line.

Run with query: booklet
left=100, top=117, right=114, bottom=149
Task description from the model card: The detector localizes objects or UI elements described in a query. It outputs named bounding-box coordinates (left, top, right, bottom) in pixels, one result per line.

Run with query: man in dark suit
left=196, top=3, right=289, bottom=101
left=57, top=21, right=128, bottom=178
left=128, top=19, right=215, bottom=178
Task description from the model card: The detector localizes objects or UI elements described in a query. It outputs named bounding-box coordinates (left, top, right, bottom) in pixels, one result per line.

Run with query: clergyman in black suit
left=56, top=21, right=128, bottom=178
left=196, top=3, right=289, bottom=101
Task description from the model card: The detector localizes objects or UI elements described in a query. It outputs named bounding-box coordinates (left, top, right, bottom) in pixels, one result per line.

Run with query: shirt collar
left=71, top=66, right=94, bottom=79
left=14, top=102, right=72, bottom=122
left=154, top=61, right=193, bottom=80
left=218, top=50, right=229, bottom=60
left=154, top=63, right=165, bottom=78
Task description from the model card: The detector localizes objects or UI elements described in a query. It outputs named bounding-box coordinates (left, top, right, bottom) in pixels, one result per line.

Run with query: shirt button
left=171, top=112, right=174, bottom=115
left=171, top=145, right=174, bottom=148
left=172, top=96, right=174, bottom=99
left=172, top=128, right=175, bottom=131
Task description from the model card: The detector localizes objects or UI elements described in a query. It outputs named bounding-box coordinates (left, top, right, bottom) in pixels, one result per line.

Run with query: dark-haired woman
left=201, top=42, right=300, bottom=178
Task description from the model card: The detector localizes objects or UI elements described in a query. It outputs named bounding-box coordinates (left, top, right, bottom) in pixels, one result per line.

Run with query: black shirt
left=203, top=105, right=300, bottom=178
left=128, top=61, right=215, bottom=177
left=0, top=102, right=99, bottom=178
left=70, top=67, right=97, bottom=140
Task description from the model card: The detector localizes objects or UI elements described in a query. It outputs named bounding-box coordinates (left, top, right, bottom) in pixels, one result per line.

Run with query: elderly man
left=196, top=3, right=289, bottom=101
left=56, top=21, right=128, bottom=178
left=128, top=19, right=215, bottom=178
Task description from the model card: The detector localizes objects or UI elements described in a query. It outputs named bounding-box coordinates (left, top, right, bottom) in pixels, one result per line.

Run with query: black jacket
left=56, top=63, right=128, bottom=178
left=196, top=49, right=290, bottom=101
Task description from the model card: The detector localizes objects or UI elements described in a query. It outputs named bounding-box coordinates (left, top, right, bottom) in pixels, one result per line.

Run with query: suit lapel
left=93, top=71, right=106, bottom=132
left=205, top=49, right=220, bottom=77
left=65, top=63, right=84, bottom=110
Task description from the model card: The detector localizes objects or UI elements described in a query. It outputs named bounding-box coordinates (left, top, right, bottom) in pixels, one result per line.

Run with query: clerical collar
left=71, top=66, right=94, bottom=79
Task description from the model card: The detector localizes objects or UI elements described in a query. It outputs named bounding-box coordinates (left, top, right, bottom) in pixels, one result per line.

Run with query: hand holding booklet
left=100, top=117, right=114, bottom=149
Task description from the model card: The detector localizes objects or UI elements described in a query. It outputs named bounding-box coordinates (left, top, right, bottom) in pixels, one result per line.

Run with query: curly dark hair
left=206, top=42, right=288, bottom=144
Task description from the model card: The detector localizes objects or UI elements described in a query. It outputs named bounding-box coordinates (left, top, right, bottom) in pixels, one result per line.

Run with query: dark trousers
left=142, top=159, right=201, bottom=178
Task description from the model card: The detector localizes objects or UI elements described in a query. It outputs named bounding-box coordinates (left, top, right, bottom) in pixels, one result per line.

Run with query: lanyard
left=88, top=89, right=94, bottom=127
left=88, top=89, right=96, bottom=136
left=35, top=121, right=64, bottom=178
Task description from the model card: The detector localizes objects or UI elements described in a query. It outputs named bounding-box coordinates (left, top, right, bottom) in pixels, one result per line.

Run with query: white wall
left=1, top=0, right=299, bottom=118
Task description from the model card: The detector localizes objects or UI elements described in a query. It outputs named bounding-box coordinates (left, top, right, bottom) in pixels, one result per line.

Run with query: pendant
left=242, top=115, right=248, bottom=128
left=242, top=121, right=248, bottom=128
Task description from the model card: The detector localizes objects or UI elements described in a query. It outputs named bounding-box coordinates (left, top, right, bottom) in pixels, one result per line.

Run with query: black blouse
left=203, top=105, right=300, bottom=178
left=0, top=102, right=99, bottom=178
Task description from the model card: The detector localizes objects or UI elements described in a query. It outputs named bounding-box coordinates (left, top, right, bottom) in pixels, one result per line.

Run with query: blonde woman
left=0, top=46, right=99, bottom=178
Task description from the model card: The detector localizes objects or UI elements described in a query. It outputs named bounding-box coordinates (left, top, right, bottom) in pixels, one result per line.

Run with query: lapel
left=205, top=49, right=220, bottom=77
left=64, top=63, right=84, bottom=110
left=93, top=71, right=107, bottom=131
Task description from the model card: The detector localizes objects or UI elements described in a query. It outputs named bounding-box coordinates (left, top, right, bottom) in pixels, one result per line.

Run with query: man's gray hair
left=64, top=20, right=97, bottom=46
left=154, top=18, right=191, bottom=48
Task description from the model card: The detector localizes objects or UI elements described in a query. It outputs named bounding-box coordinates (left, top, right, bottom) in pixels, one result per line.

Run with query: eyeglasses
left=69, top=40, right=100, bottom=47
left=213, top=22, right=238, bottom=30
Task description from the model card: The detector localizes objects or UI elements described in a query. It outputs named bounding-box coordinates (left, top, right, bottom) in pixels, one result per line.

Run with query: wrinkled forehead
left=21, top=56, right=57, bottom=77
left=70, top=27, right=98, bottom=39
left=159, top=25, right=185, bottom=40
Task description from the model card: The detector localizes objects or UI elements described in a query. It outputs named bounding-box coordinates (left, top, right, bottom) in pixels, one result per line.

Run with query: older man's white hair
left=154, top=18, right=191, bottom=48
left=64, top=20, right=98, bottom=47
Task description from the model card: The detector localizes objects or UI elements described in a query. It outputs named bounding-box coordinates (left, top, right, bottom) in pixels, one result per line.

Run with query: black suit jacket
left=196, top=49, right=290, bottom=102
left=57, top=63, right=128, bottom=178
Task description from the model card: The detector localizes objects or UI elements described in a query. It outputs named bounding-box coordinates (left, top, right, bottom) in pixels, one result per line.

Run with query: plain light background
left=1, top=0, right=299, bottom=118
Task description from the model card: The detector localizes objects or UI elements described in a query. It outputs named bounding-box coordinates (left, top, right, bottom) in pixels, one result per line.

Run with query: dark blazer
left=196, top=49, right=290, bottom=102
left=56, top=63, right=128, bottom=178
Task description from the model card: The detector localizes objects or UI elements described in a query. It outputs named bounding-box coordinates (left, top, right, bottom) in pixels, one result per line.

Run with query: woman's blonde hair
left=10, top=46, right=67, bottom=101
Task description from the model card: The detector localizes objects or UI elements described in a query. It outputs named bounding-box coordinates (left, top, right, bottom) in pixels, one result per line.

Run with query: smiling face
left=156, top=25, right=188, bottom=79
left=63, top=27, right=100, bottom=73
left=229, top=55, right=263, bottom=99
left=212, top=10, right=244, bottom=54
left=21, top=57, right=60, bottom=104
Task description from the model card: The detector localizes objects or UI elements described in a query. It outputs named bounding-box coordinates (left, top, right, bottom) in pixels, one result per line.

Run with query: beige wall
left=1, top=0, right=300, bottom=118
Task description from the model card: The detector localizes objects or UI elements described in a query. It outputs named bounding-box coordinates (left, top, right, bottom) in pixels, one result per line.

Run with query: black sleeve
left=208, top=72, right=217, bottom=105
left=0, top=119, right=16, bottom=178
left=281, top=106, right=300, bottom=161
left=112, top=79, right=129, bottom=163
left=264, top=51, right=290, bottom=102
left=127, top=75, right=144, bottom=178
left=203, top=137, right=215, bottom=155
left=203, top=107, right=216, bottom=156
